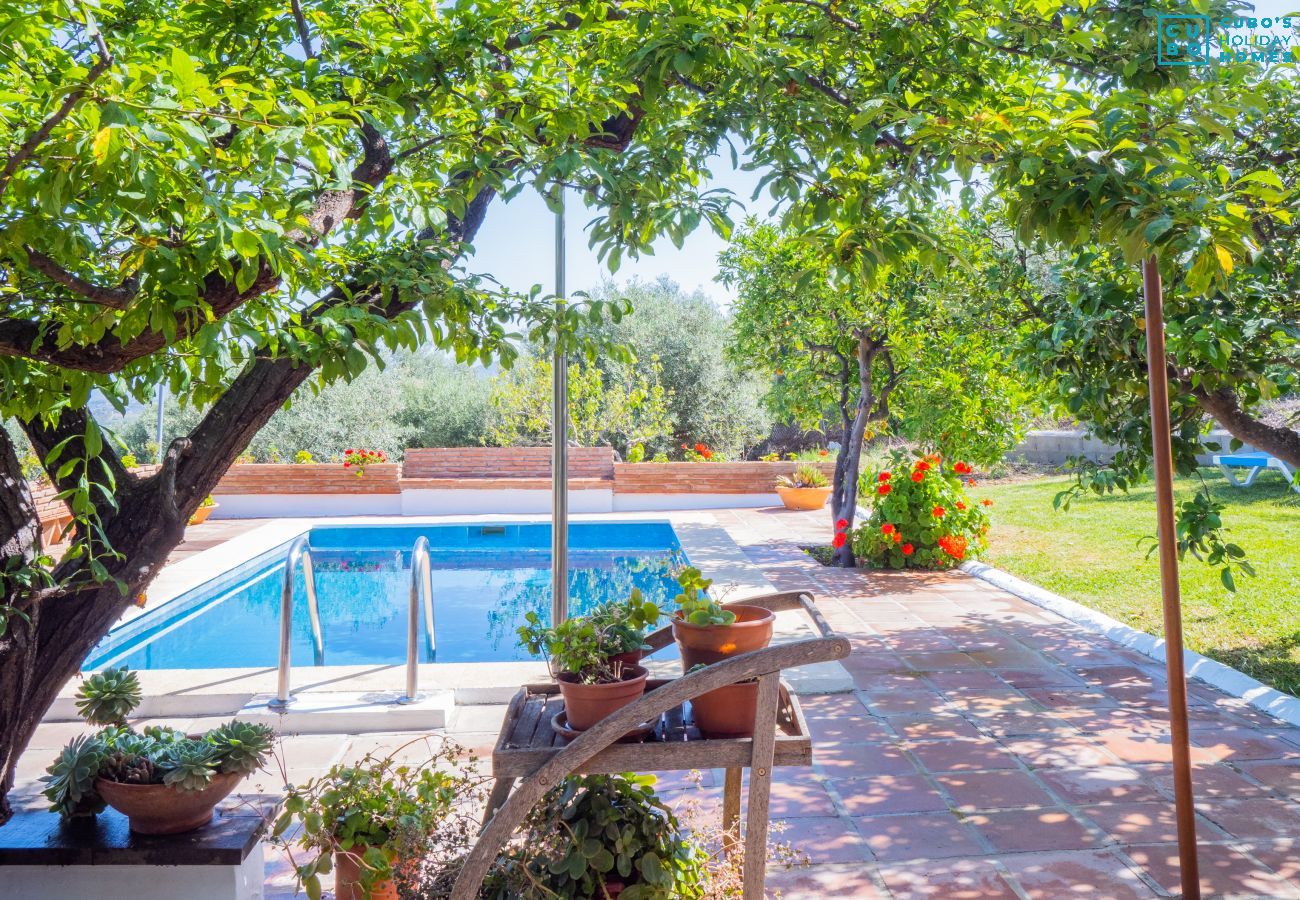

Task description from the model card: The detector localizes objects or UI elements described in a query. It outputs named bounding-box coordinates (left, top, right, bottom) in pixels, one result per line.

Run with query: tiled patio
left=13, top=507, right=1300, bottom=897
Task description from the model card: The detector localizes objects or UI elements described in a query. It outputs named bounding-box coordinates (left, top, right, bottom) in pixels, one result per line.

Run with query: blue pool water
left=86, top=522, right=686, bottom=669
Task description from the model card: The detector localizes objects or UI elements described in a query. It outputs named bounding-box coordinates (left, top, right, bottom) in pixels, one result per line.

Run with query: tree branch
left=290, top=0, right=315, bottom=59
left=0, top=8, right=112, bottom=200
left=777, top=0, right=861, bottom=32
left=22, top=247, right=138, bottom=309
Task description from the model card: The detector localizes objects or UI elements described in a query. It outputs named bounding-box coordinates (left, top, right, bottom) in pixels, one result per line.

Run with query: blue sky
left=465, top=163, right=765, bottom=307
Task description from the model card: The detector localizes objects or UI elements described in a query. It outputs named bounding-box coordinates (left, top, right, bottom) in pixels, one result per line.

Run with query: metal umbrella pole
left=1142, top=256, right=1200, bottom=899
left=551, top=187, right=569, bottom=627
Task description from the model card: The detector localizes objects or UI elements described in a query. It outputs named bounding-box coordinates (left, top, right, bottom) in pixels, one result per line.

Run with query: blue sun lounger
left=1213, top=451, right=1300, bottom=494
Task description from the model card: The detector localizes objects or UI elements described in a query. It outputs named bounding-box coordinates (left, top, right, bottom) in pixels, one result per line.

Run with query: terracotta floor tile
left=1002, top=850, right=1160, bottom=899
left=1239, top=839, right=1300, bottom=888
left=968, top=807, right=1100, bottom=853
left=799, top=693, right=871, bottom=717
left=1036, top=765, right=1163, bottom=804
left=862, top=690, right=951, bottom=716
left=902, top=650, right=981, bottom=671
left=928, top=670, right=1008, bottom=692
left=877, top=858, right=1019, bottom=898
left=1124, top=842, right=1299, bottom=897
left=805, top=713, right=894, bottom=744
left=831, top=773, right=950, bottom=817
left=996, top=667, right=1088, bottom=690
left=909, top=738, right=1020, bottom=773
left=893, top=714, right=985, bottom=741
left=853, top=810, right=985, bottom=861
left=765, top=863, right=887, bottom=899
left=1021, top=687, right=1119, bottom=709
left=1199, top=796, right=1300, bottom=840
left=1001, top=737, right=1120, bottom=769
left=1080, top=800, right=1226, bottom=845
left=938, top=769, right=1056, bottom=811
left=1134, top=762, right=1271, bottom=800
left=1242, top=760, right=1300, bottom=799
left=1192, top=726, right=1300, bottom=762
left=815, top=741, right=918, bottom=776
left=772, top=815, right=873, bottom=864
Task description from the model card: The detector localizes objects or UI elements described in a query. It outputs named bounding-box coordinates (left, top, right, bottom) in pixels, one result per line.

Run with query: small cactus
left=75, top=667, right=142, bottom=726
left=101, top=751, right=156, bottom=785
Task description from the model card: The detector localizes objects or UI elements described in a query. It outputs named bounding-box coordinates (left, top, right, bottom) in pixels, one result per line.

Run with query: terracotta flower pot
left=187, top=503, right=217, bottom=525
left=672, top=604, right=775, bottom=671
left=557, top=665, right=648, bottom=730
left=334, top=845, right=401, bottom=900
left=691, top=680, right=760, bottom=738
left=95, top=771, right=242, bottom=835
left=775, top=485, right=831, bottom=510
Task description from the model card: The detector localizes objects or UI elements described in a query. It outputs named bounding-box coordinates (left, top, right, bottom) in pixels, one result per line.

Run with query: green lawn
left=979, top=468, right=1300, bottom=697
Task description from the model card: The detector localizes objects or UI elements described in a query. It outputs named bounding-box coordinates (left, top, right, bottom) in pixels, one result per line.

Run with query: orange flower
left=915, top=460, right=930, bottom=473
left=982, top=498, right=993, bottom=507
left=967, top=478, right=977, bottom=487
left=956, top=501, right=966, bottom=511
left=953, top=461, right=972, bottom=475
left=878, top=484, right=892, bottom=495
left=911, top=471, right=924, bottom=483
left=893, top=532, right=902, bottom=543
left=932, top=506, right=945, bottom=518
left=881, top=523, right=894, bottom=535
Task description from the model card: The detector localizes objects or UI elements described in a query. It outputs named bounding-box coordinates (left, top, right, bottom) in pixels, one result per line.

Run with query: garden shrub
left=852, top=453, right=992, bottom=569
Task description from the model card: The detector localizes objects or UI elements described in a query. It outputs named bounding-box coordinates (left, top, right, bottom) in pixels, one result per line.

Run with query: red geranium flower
left=819, top=448, right=829, bottom=457
left=956, top=501, right=966, bottom=511
left=831, top=532, right=847, bottom=548
left=878, top=472, right=891, bottom=482
left=343, top=462, right=351, bottom=468
left=932, top=506, right=945, bottom=518
left=915, top=460, right=930, bottom=473
left=877, top=484, right=892, bottom=495
left=967, top=478, right=978, bottom=487
left=836, top=518, right=849, bottom=530
left=910, top=471, right=924, bottom=482
left=901, top=543, right=914, bottom=555
left=695, top=442, right=708, bottom=454
left=938, top=534, right=968, bottom=560
left=346, top=448, right=355, bottom=455
left=893, top=532, right=902, bottom=543
left=881, top=523, right=894, bottom=535
left=953, top=461, right=972, bottom=475
left=982, top=498, right=994, bottom=507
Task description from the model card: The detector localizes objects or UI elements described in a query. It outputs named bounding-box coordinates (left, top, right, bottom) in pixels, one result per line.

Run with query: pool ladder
left=269, top=535, right=324, bottom=711
left=268, top=535, right=436, bottom=710
left=400, top=536, right=437, bottom=703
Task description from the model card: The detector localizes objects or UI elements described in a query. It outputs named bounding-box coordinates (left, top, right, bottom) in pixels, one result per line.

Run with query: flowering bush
left=852, top=453, right=992, bottom=569
left=680, top=441, right=723, bottom=461
left=342, top=447, right=388, bottom=476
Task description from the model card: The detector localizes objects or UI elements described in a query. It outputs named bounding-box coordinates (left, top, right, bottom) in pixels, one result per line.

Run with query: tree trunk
left=831, top=336, right=878, bottom=567
left=1193, top=387, right=1300, bottom=470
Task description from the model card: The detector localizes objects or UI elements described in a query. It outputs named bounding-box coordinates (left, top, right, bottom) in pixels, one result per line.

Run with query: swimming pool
left=86, top=522, right=686, bottom=670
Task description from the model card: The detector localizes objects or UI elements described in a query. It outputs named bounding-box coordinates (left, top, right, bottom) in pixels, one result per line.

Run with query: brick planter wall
left=613, top=461, right=836, bottom=494
left=402, top=447, right=616, bottom=480
left=214, top=463, right=402, bottom=494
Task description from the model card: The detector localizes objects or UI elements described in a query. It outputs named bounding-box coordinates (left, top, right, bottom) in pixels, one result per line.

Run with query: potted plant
left=669, top=568, right=774, bottom=738
left=188, top=494, right=218, bottom=525
left=587, top=588, right=662, bottom=668
left=41, top=667, right=274, bottom=834
left=272, top=738, right=484, bottom=900
left=517, top=596, right=655, bottom=731
left=486, top=773, right=706, bottom=899
left=774, top=463, right=831, bottom=510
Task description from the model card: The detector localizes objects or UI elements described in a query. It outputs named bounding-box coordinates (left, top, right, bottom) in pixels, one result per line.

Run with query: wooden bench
left=450, top=591, right=850, bottom=899
left=1214, top=451, right=1299, bottom=494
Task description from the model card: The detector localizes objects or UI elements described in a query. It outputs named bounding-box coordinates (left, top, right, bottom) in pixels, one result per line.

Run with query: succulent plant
left=42, top=735, right=107, bottom=818
left=158, top=741, right=219, bottom=792
left=101, top=751, right=156, bottom=786
left=74, top=667, right=142, bottom=726
left=142, top=724, right=186, bottom=745
left=207, top=721, right=275, bottom=776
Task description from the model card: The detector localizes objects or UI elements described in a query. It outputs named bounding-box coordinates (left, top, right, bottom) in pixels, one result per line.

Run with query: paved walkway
left=14, top=507, right=1300, bottom=897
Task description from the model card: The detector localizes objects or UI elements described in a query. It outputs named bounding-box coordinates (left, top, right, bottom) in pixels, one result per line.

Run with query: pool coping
left=55, top=512, right=850, bottom=720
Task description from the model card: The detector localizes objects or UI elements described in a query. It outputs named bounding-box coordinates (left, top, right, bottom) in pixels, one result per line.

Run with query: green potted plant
left=774, top=463, right=831, bottom=510
left=487, top=773, right=707, bottom=899
left=587, top=589, right=662, bottom=668
left=272, top=738, right=484, bottom=900
left=188, top=494, right=218, bottom=525
left=42, top=667, right=274, bottom=834
left=517, top=596, right=655, bottom=731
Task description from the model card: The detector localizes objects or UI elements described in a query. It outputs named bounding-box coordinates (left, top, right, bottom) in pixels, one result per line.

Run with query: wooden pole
left=1141, top=256, right=1200, bottom=899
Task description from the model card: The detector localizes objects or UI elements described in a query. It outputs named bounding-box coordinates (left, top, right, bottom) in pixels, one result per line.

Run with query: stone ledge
left=0, top=794, right=276, bottom=867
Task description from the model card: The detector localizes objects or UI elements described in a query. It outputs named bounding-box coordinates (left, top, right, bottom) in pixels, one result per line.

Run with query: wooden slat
left=742, top=674, right=781, bottom=899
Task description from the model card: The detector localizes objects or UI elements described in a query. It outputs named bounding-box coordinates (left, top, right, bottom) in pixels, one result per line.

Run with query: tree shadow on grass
left=1201, top=630, right=1300, bottom=699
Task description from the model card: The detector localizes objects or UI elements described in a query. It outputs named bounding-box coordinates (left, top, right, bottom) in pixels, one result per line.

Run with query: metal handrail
left=401, top=536, right=436, bottom=703
left=268, top=535, right=323, bottom=711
